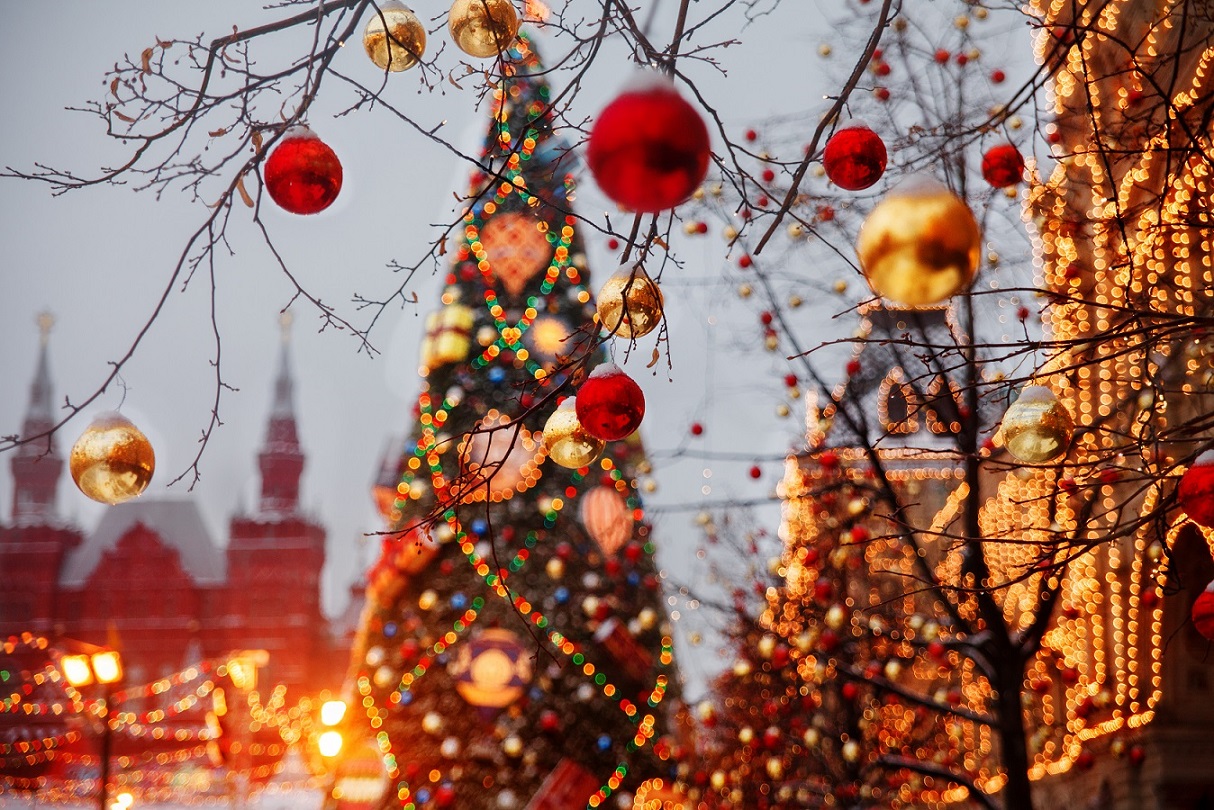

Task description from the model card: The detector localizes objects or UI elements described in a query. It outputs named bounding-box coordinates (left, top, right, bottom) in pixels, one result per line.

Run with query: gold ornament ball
left=1000, top=385, right=1074, bottom=464
left=856, top=178, right=981, bottom=306
left=70, top=412, right=156, bottom=505
left=448, top=0, right=519, bottom=58
left=364, top=2, right=426, bottom=72
left=597, top=264, right=664, bottom=339
left=542, top=399, right=605, bottom=469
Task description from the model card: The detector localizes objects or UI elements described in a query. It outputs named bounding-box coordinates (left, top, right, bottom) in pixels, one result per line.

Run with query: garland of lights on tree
left=340, top=34, right=690, bottom=810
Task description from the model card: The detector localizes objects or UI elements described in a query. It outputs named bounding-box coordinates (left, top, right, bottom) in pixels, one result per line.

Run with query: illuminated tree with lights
left=338, top=35, right=682, bottom=810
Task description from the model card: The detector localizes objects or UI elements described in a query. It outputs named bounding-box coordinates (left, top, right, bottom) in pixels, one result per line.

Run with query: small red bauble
left=749, top=465, right=762, bottom=479
left=846, top=359, right=862, bottom=376
left=1128, top=745, right=1146, bottom=767
left=575, top=363, right=646, bottom=441
left=981, top=143, right=1026, bottom=188
left=823, top=125, right=887, bottom=191
left=991, top=69, right=1006, bottom=83
left=934, top=49, right=950, bottom=64
left=263, top=126, right=343, bottom=214
left=586, top=74, right=710, bottom=213
left=539, top=709, right=561, bottom=732
left=1178, top=450, right=1214, bottom=528
left=1192, top=578, right=1214, bottom=642
left=690, top=422, right=704, bottom=436
left=841, top=682, right=860, bottom=701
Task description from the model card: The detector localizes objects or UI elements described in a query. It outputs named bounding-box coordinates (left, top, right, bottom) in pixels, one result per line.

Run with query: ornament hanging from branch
left=70, top=412, right=156, bottom=505
left=981, top=143, right=1026, bottom=188
left=1178, top=450, right=1214, bottom=528
left=448, top=0, right=520, bottom=58
left=1000, top=385, right=1074, bottom=464
left=823, top=123, right=887, bottom=191
left=855, top=176, right=980, bottom=306
left=575, top=363, right=646, bottom=441
left=596, top=264, right=664, bottom=339
left=263, top=126, right=343, bottom=215
left=363, top=1, right=426, bottom=72
left=587, top=73, right=710, bottom=213
left=542, top=398, right=605, bottom=469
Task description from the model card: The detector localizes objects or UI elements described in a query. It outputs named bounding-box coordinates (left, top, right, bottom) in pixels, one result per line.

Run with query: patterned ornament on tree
left=1178, top=450, right=1214, bottom=528
left=597, top=264, right=664, bottom=339
left=456, top=411, right=545, bottom=502
left=1192, top=579, right=1214, bottom=642
left=542, top=398, right=605, bottom=469
left=452, top=628, right=532, bottom=708
left=70, top=412, right=156, bottom=505
left=448, top=0, right=520, bottom=58
left=575, top=363, right=645, bottom=441
left=420, top=304, right=475, bottom=369
left=587, top=73, right=710, bottom=213
left=263, top=126, right=343, bottom=215
left=579, top=485, right=633, bottom=555
left=981, top=143, right=1026, bottom=188
left=1000, top=385, right=1074, bottom=464
left=363, top=1, right=426, bottom=72
left=855, top=177, right=981, bottom=306
left=823, top=123, right=887, bottom=191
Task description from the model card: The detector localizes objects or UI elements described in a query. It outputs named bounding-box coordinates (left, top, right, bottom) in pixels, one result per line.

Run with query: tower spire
left=11, top=312, right=64, bottom=524
left=257, top=313, right=304, bottom=515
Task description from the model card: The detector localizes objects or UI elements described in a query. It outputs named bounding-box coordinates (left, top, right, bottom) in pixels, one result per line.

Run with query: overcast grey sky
left=0, top=2, right=1032, bottom=692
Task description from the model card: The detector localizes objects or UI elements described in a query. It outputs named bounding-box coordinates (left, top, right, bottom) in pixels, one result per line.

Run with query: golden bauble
left=542, top=398, right=605, bottom=469
left=448, top=0, right=519, bottom=58
left=1000, top=385, right=1073, bottom=464
left=597, top=264, right=664, bottom=339
left=70, top=412, right=155, bottom=505
left=856, top=178, right=981, bottom=306
left=364, top=1, right=426, bottom=71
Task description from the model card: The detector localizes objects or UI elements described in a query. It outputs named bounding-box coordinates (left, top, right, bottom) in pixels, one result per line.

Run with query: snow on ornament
left=586, top=72, right=710, bottom=213
left=1178, top=450, right=1214, bottom=528
left=70, top=412, right=156, bottom=505
left=1192, top=579, right=1214, bottom=642
left=981, top=143, right=1026, bottom=188
left=263, top=126, right=343, bottom=215
left=856, top=176, right=980, bottom=306
left=363, top=1, right=426, bottom=71
left=542, top=398, right=605, bottom=469
left=448, top=0, right=519, bottom=58
left=580, top=485, right=633, bottom=556
left=575, top=363, right=646, bottom=441
left=823, top=123, right=887, bottom=190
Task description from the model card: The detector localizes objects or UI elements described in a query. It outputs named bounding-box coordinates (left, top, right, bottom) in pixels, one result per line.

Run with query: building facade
left=0, top=318, right=333, bottom=695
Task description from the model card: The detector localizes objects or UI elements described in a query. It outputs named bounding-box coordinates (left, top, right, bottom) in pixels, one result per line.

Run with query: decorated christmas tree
left=338, top=34, right=682, bottom=810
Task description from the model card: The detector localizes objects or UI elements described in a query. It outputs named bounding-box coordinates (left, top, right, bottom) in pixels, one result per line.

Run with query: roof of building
left=59, top=499, right=226, bottom=587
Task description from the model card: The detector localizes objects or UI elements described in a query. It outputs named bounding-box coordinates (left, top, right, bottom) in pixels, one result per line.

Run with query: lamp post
left=61, top=648, right=123, bottom=810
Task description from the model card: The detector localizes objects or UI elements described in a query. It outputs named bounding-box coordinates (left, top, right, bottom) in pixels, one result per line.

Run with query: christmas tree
left=339, top=34, right=681, bottom=810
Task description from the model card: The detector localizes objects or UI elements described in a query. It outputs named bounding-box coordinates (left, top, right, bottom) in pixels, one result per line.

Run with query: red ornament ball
left=981, top=143, right=1025, bottom=188
left=841, top=682, right=860, bottom=701
left=823, top=125, right=887, bottom=191
left=748, top=465, right=762, bottom=479
left=586, top=74, right=710, bottom=213
left=263, top=126, right=343, bottom=214
left=1178, top=450, right=1214, bottom=528
left=1193, top=578, right=1214, bottom=642
left=690, top=422, right=704, bottom=436
left=575, top=363, right=646, bottom=441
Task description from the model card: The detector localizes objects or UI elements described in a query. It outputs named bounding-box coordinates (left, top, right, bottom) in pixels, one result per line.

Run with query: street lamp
left=318, top=699, right=347, bottom=759
left=61, top=647, right=123, bottom=810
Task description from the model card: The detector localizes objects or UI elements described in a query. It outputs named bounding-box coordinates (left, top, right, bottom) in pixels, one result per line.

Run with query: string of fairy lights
left=1, top=633, right=330, bottom=801
left=353, top=34, right=674, bottom=809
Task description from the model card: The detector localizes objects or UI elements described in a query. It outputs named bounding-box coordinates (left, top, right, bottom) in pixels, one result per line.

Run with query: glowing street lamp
left=318, top=730, right=344, bottom=758
left=60, top=647, right=123, bottom=810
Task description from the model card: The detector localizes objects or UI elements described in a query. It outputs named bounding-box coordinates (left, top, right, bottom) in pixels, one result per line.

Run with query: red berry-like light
left=981, top=143, right=1026, bottom=188
left=1194, top=579, right=1214, bottom=642
left=823, top=125, right=887, bottom=191
left=1179, top=450, right=1214, bottom=528
left=690, top=422, right=704, bottom=436
left=575, top=362, right=646, bottom=441
left=587, top=74, right=711, bottom=213
left=263, top=126, right=343, bottom=214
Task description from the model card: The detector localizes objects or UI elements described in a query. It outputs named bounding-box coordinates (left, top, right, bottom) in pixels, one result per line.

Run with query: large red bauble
left=1179, top=450, right=1214, bottom=528
left=1193, top=579, right=1214, bottom=642
left=981, top=143, right=1025, bottom=188
left=575, top=362, right=645, bottom=441
left=823, top=125, right=887, bottom=191
left=586, top=75, right=710, bottom=213
left=263, top=126, right=343, bottom=214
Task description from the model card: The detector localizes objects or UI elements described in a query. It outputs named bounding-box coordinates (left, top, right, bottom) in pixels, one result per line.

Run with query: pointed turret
left=11, top=312, right=64, bottom=525
left=257, top=313, right=304, bottom=515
